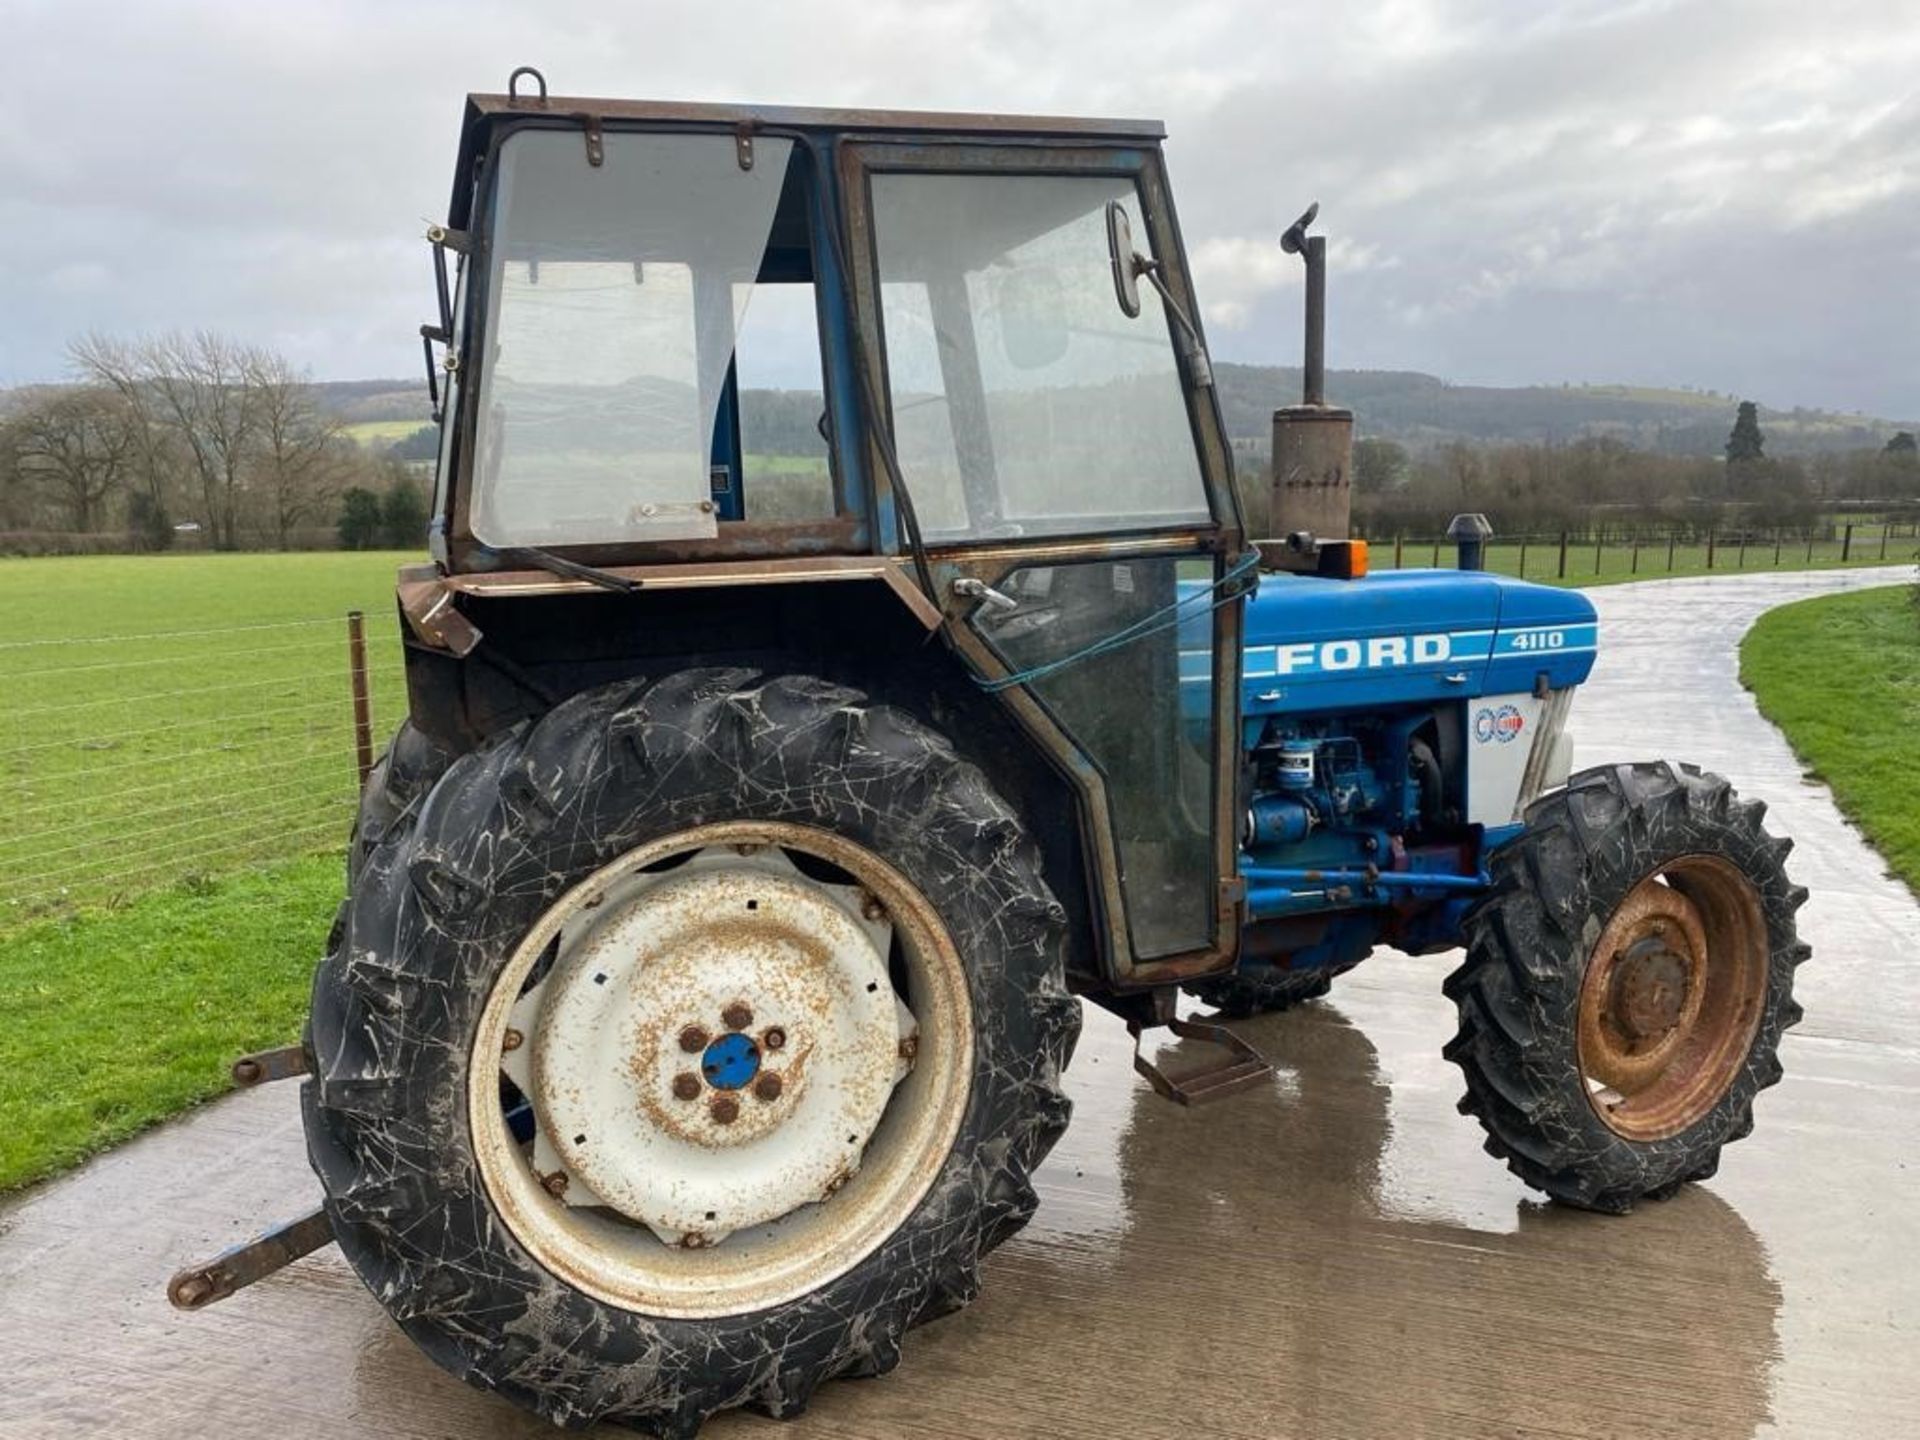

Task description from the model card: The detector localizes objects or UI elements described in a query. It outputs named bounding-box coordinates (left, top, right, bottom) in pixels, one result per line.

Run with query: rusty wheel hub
left=1577, top=855, right=1768, bottom=1141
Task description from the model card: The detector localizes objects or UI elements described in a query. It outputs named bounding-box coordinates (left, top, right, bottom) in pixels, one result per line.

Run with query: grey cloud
left=1, top=0, right=1914, bottom=420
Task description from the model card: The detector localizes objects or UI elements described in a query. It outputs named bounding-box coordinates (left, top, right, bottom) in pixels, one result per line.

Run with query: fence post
left=1774, top=529, right=1782, bottom=566
left=1737, top=533, right=1746, bottom=568
left=1594, top=533, right=1603, bottom=574
left=1842, top=523, right=1853, bottom=562
left=347, top=610, right=374, bottom=790
left=1518, top=537, right=1528, bottom=577
left=1557, top=531, right=1568, bottom=578
left=1394, top=534, right=1404, bottom=570
left=1667, top=532, right=1676, bottom=570
left=1431, top=537, right=1441, bottom=567
left=1707, top=530, right=1716, bottom=569
left=1806, top=531, right=1815, bottom=563
left=1882, top=525, right=1890, bottom=561
left=1630, top=539, right=1639, bottom=574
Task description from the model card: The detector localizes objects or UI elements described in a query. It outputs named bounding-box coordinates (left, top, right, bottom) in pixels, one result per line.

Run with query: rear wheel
left=304, top=670, right=1078, bottom=1433
left=1445, top=762, right=1807, bottom=1213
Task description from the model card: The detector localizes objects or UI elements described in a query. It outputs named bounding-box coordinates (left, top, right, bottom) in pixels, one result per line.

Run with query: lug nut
left=860, top=891, right=886, bottom=922
left=678, top=1025, right=709, bottom=1054
left=672, top=1072, right=701, bottom=1101
left=503, top=1028, right=524, bottom=1052
left=680, top=1231, right=710, bottom=1249
left=753, top=1073, right=783, bottom=1103
left=898, top=1035, right=919, bottom=1062
left=722, top=1001, right=753, bottom=1031
left=762, top=1026, right=786, bottom=1051
left=710, top=1096, right=740, bottom=1125
left=542, top=1171, right=569, bottom=1197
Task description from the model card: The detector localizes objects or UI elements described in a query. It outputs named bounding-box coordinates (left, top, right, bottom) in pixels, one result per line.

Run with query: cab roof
left=450, top=91, right=1166, bottom=227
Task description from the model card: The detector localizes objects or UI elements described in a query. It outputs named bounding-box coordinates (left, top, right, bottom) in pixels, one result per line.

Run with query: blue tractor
left=172, top=72, right=1807, bottom=1436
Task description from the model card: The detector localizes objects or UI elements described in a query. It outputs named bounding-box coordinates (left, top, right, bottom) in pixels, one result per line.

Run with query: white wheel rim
left=470, top=821, right=973, bottom=1319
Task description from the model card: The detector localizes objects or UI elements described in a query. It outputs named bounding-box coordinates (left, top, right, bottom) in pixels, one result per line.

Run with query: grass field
left=0, top=552, right=411, bottom=925
left=1741, top=584, right=1920, bottom=894
left=342, top=418, right=432, bottom=446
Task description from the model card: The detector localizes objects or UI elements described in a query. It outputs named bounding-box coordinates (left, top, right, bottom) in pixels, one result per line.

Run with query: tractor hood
left=1232, top=568, right=1598, bottom=718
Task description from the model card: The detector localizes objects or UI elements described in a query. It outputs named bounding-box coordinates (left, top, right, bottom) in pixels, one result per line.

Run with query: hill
left=285, top=373, right=1920, bottom=461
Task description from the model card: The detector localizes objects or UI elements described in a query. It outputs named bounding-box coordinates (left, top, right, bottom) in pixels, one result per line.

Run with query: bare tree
left=247, top=350, right=345, bottom=548
left=71, top=331, right=265, bottom=550
left=5, top=388, right=139, bottom=532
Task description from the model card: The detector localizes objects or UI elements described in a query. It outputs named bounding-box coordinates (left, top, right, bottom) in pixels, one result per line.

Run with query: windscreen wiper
left=499, top=547, right=643, bottom=594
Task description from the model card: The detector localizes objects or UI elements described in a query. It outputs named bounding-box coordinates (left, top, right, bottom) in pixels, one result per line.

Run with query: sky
left=2, top=0, right=1916, bottom=418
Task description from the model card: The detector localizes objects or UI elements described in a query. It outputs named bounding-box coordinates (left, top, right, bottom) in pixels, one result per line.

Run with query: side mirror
left=1105, top=200, right=1142, bottom=318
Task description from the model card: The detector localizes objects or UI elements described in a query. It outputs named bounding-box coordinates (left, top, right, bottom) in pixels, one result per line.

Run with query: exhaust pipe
left=1258, top=203, right=1355, bottom=575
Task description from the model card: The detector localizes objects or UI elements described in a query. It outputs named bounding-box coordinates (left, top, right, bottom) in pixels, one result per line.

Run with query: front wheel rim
left=469, top=821, right=974, bottom=1320
left=1576, top=854, right=1769, bottom=1141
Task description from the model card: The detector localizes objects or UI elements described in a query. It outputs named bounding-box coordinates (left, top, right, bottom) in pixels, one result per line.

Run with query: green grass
left=1741, top=584, right=1920, bottom=893
left=343, top=418, right=431, bottom=446
left=0, top=853, right=340, bottom=1191
left=0, top=552, right=411, bottom=924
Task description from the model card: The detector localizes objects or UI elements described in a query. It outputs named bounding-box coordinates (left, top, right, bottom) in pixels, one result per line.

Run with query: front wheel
left=304, top=671, right=1078, bottom=1433
left=1445, top=762, right=1808, bottom=1214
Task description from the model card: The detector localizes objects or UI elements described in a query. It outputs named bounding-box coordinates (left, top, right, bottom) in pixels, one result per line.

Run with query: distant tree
left=73, top=331, right=267, bottom=550
left=1885, top=431, right=1917, bottom=460
left=4, top=387, right=138, bottom=531
left=337, top=486, right=384, bottom=549
left=1353, top=437, right=1409, bottom=493
left=1725, top=401, right=1765, bottom=466
left=379, top=469, right=428, bottom=549
left=125, top=489, right=174, bottom=552
left=385, top=425, right=440, bottom=463
left=249, top=350, right=345, bottom=548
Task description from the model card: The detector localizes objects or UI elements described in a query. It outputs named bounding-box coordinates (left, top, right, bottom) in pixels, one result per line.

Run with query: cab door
left=840, top=138, right=1247, bottom=985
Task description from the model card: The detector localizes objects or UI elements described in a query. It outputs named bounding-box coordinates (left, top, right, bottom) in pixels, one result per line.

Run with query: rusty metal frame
left=834, top=138, right=1246, bottom=986
left=399, top=555, right=942, bottom=655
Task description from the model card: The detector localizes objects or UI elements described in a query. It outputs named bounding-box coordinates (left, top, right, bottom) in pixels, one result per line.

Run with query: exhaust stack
left=1257, top=203, right=1355, bottom=575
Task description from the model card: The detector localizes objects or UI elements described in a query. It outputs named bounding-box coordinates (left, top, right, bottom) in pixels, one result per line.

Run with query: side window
left=871, top=170, right=1210, bottom=542
left=731, top=282, right=833, bottom=522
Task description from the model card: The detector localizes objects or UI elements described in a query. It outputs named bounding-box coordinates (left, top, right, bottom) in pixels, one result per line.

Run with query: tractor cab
left=411, top=76, right=1249, bottom=989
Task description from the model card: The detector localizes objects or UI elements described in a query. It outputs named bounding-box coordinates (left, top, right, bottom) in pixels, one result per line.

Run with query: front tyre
left=1444, top=762, right=1807, bottom=1214
left=303, top=671, right=1078, bottom=1433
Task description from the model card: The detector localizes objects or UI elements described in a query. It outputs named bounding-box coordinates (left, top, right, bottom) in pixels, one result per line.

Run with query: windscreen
left=470, top=130, right=795, bottom=548
left=871, top=171, right=1210, bottom=542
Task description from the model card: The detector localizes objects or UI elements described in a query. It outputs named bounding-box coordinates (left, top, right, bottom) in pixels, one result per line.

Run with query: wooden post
left=1843, top=523, right=1854, bottom=562
left=1707, top=530, right=1716, bottom=569
left=1667, top=532, right=1676, bottom=570
left=1774, top=530, right=1782, bottom=565
left=1557, top=531, right=1568, bottom=578
left=1737, top=533, right=1746, bottom=568
left=1394, top=534, right=1404, bottom=570
left=1518, top=537, right=1528, bottom=577
left=1631, top=540, right=1639, bottom=574
left=347, top=610, right=374, bottom=790
left=1594, top=533, right=1604, bottom=574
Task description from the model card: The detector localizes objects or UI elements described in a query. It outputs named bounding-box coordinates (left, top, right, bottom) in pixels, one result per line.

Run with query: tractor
left=169, top=69, right=1808, bottom=1435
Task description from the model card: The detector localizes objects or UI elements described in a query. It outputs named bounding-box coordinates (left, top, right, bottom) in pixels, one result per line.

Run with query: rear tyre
left=1445, top=762, right=1807, bottom=1214
left=304, top=671, right=1077, bottom=1433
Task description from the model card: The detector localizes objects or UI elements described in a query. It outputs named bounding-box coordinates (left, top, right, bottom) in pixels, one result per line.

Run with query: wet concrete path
left=3, top=566, right=1915, bottom=1439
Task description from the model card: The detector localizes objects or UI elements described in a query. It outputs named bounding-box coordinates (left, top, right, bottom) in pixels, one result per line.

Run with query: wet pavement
left=4, top=566, right=1916, bottom=1439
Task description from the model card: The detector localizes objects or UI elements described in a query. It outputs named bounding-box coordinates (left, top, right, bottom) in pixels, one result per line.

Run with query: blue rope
left=974, top=551, right=1260, bottom=694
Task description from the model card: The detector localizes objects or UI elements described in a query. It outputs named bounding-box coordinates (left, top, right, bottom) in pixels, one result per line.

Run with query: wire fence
left=1369, top=520, right=1920, bottom=580
left=0, top=612, right=404, bottom=928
